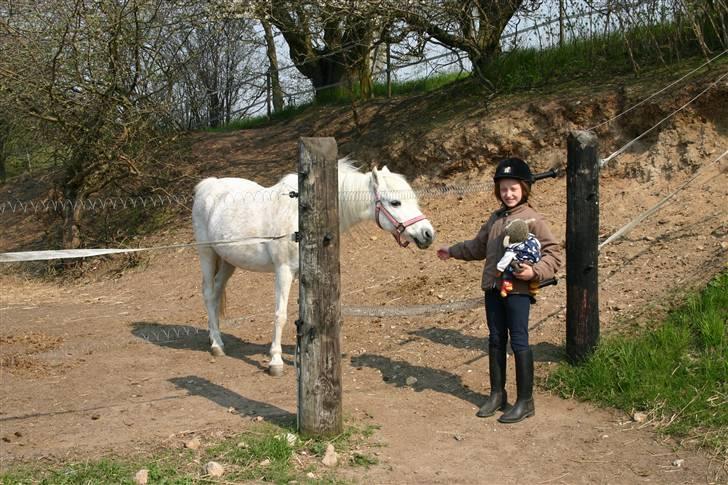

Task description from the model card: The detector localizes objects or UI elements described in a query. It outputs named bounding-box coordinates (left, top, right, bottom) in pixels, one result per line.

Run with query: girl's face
left=498, top=178, right=523, bottom=208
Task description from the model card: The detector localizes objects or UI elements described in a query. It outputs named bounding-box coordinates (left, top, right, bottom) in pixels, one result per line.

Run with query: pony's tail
left=219, top=287, right=227, bottom=319
left=215, top=256, right=228, bottom=320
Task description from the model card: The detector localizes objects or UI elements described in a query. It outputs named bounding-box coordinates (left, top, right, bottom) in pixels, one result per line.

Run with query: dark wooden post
left=296, top=137, right=342, bottom=435
left=566, top=130, right=600, bottom=363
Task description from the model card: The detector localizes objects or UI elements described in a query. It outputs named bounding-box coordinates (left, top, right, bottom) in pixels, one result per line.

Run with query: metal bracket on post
left=296, top=318, right=303, bottom=354
left=294, top=317, right=303, bottom=431
left=533, top=168, right=559, bottom=181
left=538, top=277, right=558, bottom=288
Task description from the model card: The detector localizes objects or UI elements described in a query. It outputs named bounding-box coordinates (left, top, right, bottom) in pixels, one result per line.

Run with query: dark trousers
left=485, top=290, right=531, bottom=353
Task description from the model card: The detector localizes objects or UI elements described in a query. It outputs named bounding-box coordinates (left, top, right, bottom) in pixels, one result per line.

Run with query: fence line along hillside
left=2, top=55, right=725, bottom=353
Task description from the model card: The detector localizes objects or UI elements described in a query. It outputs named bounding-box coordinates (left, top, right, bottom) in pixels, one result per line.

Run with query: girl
left=437, top=158, right=562, bottom=423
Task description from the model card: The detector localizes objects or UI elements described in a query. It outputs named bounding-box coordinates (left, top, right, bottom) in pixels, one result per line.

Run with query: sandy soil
left=1, top=69, right=727, bottom=484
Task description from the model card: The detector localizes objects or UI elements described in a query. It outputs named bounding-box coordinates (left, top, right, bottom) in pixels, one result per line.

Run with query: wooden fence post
left=296, top=137, right=342, bottom=436
left=566, top=130, right=600, bottom=364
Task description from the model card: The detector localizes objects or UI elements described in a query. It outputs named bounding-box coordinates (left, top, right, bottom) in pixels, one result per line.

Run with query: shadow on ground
left=350, top=353, right=487, bottom=407
left=410, top=326, right=565, bottom=363
left=169, top=375, right=293, bottom=424
left=131, top=321, right=295, bottom=371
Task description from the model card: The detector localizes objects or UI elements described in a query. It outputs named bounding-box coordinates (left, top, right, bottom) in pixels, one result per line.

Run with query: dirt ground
left=1, top=70, right=727, bottom=483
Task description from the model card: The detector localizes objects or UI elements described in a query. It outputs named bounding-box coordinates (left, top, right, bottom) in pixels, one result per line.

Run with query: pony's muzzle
left=412, top=223, right=435, bottom=249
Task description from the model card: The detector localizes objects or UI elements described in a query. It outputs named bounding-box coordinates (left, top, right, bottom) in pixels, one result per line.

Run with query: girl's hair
left=494, top=179, right=531, bottom=205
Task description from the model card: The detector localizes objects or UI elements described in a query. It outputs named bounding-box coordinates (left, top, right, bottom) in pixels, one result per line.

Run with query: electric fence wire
left=599, top=69, right=728, bottom=168
left=3, top=12, right=725, bottom=424
left=587, top=49, right=727, bottom=132
left=598, top=149, right=727, bottom=251
left=7, top=10, right=718, bottom=216
left=0, top=234, right=293, bottom=263
left=5, top=48, right=713, bottom=217
left=0, top=180, right=495, bottom=216
left=6, top=145, right=721, bottom=371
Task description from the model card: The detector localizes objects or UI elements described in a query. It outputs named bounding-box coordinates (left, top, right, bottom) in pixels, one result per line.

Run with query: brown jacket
left=448, top=203, right=562, bottom=294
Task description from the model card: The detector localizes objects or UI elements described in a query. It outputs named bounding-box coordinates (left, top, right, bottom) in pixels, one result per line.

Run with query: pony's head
left=371, top=166, right=435, bottom=249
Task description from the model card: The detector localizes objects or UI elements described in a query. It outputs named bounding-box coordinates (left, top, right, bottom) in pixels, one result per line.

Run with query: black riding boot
left=476, top=347, right=509, bottom=417
left=498, top=348, right=534, bottom=423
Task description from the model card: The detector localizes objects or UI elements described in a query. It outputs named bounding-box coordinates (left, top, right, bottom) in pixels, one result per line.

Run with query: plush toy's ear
left=503, top=235, right=511, bottom=247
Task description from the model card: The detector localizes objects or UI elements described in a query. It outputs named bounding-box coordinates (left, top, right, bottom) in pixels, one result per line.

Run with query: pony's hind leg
left=269, top=264, right=294, bottom=376
left=200, top=249, right=235, bottom=356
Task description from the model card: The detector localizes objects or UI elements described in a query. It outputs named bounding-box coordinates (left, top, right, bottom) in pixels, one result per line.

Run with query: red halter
left=374, top=190, right=427, bottom=248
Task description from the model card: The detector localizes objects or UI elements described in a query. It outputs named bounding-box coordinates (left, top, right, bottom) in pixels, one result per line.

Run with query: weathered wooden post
left=296, top=137, right=343, bottom=435
left=566, top=130, right=600, bottom=363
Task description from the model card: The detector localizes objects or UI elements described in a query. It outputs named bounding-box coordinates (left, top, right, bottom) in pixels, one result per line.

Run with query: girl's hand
left=514, top=264, right=535, bottom=280
left=436, top=247, right=451, bottom=260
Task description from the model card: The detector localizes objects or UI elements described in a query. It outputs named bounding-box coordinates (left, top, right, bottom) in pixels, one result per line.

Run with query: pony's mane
left=337, top=156, right=361, bottom=176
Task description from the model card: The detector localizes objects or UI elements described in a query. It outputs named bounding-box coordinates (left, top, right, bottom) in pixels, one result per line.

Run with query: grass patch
left=205, top=103, right=315, bottom=132
left=488, top=20, right=722, bottom=92
left=372, top=71, right=469, bottom=97
left=0, top=419, right=381, bottom=484
left=546, top=272, right=728, bottom=454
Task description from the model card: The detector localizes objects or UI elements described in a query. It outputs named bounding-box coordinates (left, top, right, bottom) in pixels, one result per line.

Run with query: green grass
left=0, top=420, right=381, bottom=484
left=488, top=21, right=721, bottom=91
left=205, top=70, right=469, bottom=132
left=546, top=272, right=728, bottom=454
left=205, top=103, right=315, bottom=132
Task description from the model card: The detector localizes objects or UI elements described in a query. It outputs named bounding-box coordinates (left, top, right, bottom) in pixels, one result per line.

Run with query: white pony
left=192, top=158, right=435, bottom=375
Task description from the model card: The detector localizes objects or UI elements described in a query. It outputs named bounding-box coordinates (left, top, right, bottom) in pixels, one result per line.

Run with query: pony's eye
left=390, top=200, right=401, bottom=207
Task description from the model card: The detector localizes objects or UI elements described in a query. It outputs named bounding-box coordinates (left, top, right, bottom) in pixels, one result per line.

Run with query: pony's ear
left=380, top=165, right=391, bottom=174
left=372, top=166, right=381, bottom=188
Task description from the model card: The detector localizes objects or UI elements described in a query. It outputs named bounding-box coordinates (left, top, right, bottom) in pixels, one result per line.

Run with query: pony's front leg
left=269, top=265, right=294, bottom=376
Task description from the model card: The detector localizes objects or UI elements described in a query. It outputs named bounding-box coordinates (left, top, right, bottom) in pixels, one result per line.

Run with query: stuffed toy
left=496, top=218, right=541, bottom=298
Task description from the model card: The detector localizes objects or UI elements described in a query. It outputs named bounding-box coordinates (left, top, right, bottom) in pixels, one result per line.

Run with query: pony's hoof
left=211, top=346, right=225, bottom=357
left=268, top=365, right=284, bottom=377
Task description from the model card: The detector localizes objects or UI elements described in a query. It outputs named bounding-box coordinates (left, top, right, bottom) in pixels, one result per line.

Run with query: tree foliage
left=1, top=0, right=200, bottom=248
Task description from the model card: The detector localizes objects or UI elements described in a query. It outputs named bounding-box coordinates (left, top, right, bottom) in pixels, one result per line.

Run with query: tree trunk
left=269, top=5, right=373, bottom=103
left=0, top=118, right=8, bottom=182
left=308, top=57, right=349, bottom=101
left=62, top=201, right=83, bottom=250
left=208, top=86, right=221, bottom=128
left=559, top=0, right=566, bottom=47
left=261, top=19, right=284, bottom=112
left=61, top=174, right=84, bottom=249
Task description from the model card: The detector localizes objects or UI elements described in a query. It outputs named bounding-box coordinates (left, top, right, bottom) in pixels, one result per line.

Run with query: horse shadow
left=169, top=375, right=293, bottom=424
left=409, top=327, right=566, bottom=363
left=350, top=353, right=487, bottom=407
left=131, top=321, right=295, bottom=371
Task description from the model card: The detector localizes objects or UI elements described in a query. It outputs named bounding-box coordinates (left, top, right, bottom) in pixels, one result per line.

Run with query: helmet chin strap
left=374, top=189, right=426, bottom=248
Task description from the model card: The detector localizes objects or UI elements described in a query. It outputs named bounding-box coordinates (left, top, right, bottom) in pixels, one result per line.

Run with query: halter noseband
left=374, top=189, right=427, bottom=248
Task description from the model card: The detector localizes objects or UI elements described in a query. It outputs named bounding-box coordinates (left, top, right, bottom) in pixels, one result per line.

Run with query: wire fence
left=2, top=11, right=726, bottom=384
left=2, top=5, right=727, bottom=433
left=0, top=181, right=496, bottom=216
left=180, top=0, right=717, bottom=125
left=1, top=138, right=721, bottom=355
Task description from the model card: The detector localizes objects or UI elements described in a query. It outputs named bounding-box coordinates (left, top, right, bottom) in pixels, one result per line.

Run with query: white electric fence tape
left=0, top=235, right=291, bottom=263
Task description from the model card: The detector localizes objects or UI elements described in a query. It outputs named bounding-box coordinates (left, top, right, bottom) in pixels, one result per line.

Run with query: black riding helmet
left=493, top=157, right=533, bottom=184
